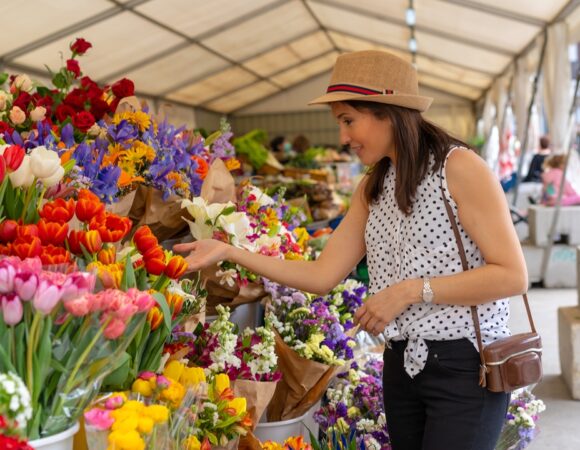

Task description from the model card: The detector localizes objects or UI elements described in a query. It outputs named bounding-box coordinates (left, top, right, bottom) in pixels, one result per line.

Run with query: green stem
left=152, top=274, right=170, bottom=292
left=26, top=313, right=41, bottom=396
left=36, top=186, right=47, bottom=210
left=54, top=315, right=73, bottom=341
left=20, top=182, right=35, bottom=222
left=9, top=326, right=15, bottom=364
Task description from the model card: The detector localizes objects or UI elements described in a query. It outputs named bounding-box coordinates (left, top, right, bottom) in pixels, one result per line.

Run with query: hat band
left=326, top=84, right=395, bottom=95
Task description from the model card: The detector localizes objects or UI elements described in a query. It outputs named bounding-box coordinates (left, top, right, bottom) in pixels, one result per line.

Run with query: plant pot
left=29, top=423, right=80, bottom=450
left=253, top=412, right=308, bottom=444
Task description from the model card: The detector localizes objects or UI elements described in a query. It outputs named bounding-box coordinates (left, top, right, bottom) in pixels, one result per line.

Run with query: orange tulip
left=40, top=245, right=71, bottom=265
left=16, top=224, right=39, bottom=239
left=39, top=198, right=75, bottom=224
left=90, top=213, right=132, bottom=243
left=143, top=246, right=166, bottom=276
left=12, top=236, right=42, bottom=259
left=147, top=307, right=163, bottom=331
left=75, top=189, right=105, bottom=223
left=164, top=255, right=187, bottom=280
left=67, top=230, right=84, bottom=255
left=97, top=246, right=116, bottom=265
left=82, top=230, right=103, bottom=254
left=165, top=292, right=183, bottom=319
left=38, top=219, right=68, bottom=246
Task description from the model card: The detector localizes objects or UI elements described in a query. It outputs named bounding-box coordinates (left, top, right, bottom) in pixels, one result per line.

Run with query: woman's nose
left=339, top=129, right=351, bottom=146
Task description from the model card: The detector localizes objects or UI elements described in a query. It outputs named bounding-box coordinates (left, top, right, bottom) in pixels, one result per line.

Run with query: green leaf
left=220, top=206, right=236, bottom=216
left=52, top=71, right=67, bottom=89
left=204, top=130, right=221, bottom=147
left=152, top=292, right=172, bottom=332
left=120, top=255, right=137, bottom=290
left=102, top=352, right=131, bottom=389
left=0, top=72, right=9, bottom=86
left=36, top=86, right=51, bottom=97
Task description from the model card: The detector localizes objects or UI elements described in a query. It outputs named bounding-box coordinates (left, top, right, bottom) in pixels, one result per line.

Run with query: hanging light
left=405, top=6, right=416, bottom=26
left=408, top=37, right=417, bottom=53
left=406, top=0, right=417, bottom=66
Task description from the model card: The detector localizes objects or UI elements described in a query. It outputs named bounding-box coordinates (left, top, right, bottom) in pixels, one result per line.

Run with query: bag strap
left=437, top=166, right=537, bottom=386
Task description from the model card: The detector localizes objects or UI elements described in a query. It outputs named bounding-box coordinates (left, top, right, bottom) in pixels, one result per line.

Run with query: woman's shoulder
left=444, top=147, right=496, bottom=200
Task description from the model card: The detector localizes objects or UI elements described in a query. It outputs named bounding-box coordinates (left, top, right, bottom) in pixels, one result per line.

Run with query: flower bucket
left=253, top=411, right=308, bottom=444
left=29, top=423, right=80, bottom=450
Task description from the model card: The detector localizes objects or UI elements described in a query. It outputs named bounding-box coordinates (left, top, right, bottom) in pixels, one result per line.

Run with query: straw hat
left=309, top=50, right=432, bottom=112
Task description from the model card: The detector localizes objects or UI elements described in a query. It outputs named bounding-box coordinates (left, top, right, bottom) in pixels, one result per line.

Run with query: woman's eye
left=343, top=119, right=352, bottom=125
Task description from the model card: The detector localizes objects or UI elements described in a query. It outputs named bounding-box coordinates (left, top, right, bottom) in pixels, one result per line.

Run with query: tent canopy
left=0, top=0, right=577, bottom=114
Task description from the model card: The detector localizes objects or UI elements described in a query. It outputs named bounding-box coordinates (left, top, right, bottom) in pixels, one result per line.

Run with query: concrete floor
left=509, top=288, right=580, bottom=449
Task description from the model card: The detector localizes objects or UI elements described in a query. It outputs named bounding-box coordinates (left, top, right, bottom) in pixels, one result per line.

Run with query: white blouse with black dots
left=365, top=147, right=511, bottom=378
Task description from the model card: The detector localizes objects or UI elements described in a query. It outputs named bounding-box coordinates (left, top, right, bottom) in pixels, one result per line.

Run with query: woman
left=175, top=51, right=527, bottom=450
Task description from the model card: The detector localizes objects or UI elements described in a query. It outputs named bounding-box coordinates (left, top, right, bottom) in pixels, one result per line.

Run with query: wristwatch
left=422, top=277, right=434, bottom=303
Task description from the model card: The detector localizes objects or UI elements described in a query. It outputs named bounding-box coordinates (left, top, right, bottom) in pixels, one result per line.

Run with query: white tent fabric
left=542, top=22, right=572, bottom=151
left=0, top=0, right=576, bottom=117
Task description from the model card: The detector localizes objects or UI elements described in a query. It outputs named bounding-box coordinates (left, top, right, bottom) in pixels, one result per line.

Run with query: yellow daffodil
left=214, top=373, right=230, bottom=395
left=183, top=435, right=202, bottom=450
left=131, top=379, right=153, bottom=397
left=228, top=397, right=246, bottom=416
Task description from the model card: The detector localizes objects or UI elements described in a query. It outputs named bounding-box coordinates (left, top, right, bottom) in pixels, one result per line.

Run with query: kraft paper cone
left=267, top=332, right=342, bottom=421
left=232, top=379, right=278, bottom=431
left=183, top=310, right=206, bottom=333
left=105, top=190, right=137, bottom=217
left=115, top=95, right=142, bottom=114
left=201, top=159, right=236, bottom=204
left=239, top=431, right=262, bottom=450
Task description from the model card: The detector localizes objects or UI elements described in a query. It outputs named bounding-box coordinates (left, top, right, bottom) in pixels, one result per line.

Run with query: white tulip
left=8, top=155, right=34, bottom=187
left=29, top=146, right=61, bottom=179
left=39, top=166, right=64, bottom=187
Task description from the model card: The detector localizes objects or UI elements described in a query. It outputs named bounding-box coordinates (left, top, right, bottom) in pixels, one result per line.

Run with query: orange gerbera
left=191, top=155, right=208, bottom=180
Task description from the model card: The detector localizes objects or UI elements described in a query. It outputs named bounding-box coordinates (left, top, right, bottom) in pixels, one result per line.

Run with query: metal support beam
left=200, top=48, right=337, bottom=107
left=100, top=0, right=290, bottom=82
left=301, top=0, right=341, bottom=54
left=309, top=0, right=514, bottom=56
left=326, top=27, right=498, bottom=76
left=1, top=0, right=151, bottom=62
left=438, top=0, right=546, bottom=27
left=156, top=28, right=321, bottom=97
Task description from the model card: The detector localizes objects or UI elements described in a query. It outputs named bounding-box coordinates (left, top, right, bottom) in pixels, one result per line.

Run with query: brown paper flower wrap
left=232, top=379, right=278, bottom=431
left=105, top=189, right=137, bottom=217
left=267, top=332, right=343, bottom=422
left=238, top=431, right=263, bottom=450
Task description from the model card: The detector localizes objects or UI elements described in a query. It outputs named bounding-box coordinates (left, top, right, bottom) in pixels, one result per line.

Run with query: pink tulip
left=0, top=261, right=16, bottom=293
left=63, top=294, right=91, bottom=317
left=32, top=279, right=62, bottom=315
left=14, top=272, right=38, bottom=301
left=104, top=394, right=125, bottom=410
left=84, top=408, right=114, bottom=430
left=61, top=272, right=95, bottom=301
left=103, top=317, right=126, bottom=339
left=99, top=289, right=123, bottom=312
left=1, top=294, right=23, bottom=325
left=114, top=302, right=138, bottom=322
left=127, top=288, right=155, bottom=312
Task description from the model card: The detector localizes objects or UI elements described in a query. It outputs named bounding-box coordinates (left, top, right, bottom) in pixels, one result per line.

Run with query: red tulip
left=39, top=198, right=75, bottom=223
left=12, top=236, right=42, bottom=259
left=0, top=220, right=18, bottom=243
left=143, top=246, right=166, bottom=276
left=38, top=219, right=68, bottom=246
left=0, top=155, right=5, bottom=184
left=133, top=225, right=158, bottom=254
left=2, top=145, right=25, bottom=172
left=164, top=255, right=187, bottom=280
left=67, top=230, right=84, bottom=255
left=16, top=224, right=38, bottom=239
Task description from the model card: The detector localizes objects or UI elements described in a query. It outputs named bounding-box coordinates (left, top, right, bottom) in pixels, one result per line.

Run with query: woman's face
left=331, top=102, right=395, bottom=166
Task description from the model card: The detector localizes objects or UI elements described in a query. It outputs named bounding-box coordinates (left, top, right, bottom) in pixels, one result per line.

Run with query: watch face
left=423, top=291, right=434, bottom=303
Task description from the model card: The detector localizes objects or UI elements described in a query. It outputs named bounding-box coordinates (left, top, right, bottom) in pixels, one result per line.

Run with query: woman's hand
left=173, top=239, right=231, bottom=272
left=354, top=280, right=419, bottom=336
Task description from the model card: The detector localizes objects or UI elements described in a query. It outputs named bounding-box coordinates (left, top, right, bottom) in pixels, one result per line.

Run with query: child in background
left=541, top=154, right=580, bottom=206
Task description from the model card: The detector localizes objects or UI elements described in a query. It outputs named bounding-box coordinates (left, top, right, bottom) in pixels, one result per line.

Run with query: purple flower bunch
left=265, top=279, right=365, bottom=365
left=496, top=389, right=546, bottom=450
left=314, top=358, right=391, bottom=450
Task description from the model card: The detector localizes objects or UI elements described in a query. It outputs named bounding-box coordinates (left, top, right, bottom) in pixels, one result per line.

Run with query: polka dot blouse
left=365, top=147, right=511, bottom=377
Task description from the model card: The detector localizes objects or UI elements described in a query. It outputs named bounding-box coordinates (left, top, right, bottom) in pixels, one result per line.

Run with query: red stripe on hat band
left=326, top=84, right=394, bottom=95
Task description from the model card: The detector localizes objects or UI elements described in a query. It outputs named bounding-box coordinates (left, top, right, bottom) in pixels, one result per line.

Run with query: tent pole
left=492, top=74, right=514, bottom=174
left=511, top=31, right=548, bottom=207
left=538, top=69, right=580, bottom=283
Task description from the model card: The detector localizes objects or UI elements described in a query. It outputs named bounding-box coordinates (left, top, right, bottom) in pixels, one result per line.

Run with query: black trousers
left=383, top=339, right=510, bottom=450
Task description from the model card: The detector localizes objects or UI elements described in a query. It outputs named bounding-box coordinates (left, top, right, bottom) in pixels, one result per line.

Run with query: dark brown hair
left=292, top=135, right=311, bottom=153
left=345, top=101, right=468, bottom=215
left=543, top=154, right=566, bottom=170
left=539, top=135, right=550, bottom=150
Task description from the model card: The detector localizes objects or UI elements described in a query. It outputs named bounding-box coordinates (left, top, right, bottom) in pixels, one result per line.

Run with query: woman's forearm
left=226, top=246, right=335, bottom=295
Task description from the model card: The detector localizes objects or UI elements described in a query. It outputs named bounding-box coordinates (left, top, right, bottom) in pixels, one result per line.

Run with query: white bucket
left=253, top=412, right=309, bottom=444
left=29, top=423, right=79, bottom=450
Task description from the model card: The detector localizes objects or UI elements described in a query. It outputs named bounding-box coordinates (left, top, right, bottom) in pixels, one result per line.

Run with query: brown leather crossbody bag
left=439, top=178, right=543, bottom=392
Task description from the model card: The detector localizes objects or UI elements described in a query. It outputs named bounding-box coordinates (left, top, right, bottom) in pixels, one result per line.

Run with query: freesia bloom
left=84, top=408, right=114, bottom=430
left=1, top=293, right=23, bottom=325
left=29, top=146, right=62, bottom=179
left=214, top=374, right=230, bottom=395
left=228, top=397, right=246, bottom=416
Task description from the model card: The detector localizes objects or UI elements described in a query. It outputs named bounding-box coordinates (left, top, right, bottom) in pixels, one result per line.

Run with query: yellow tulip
left=181, top=367, right=206, bottom=386
left=183, top=435, right=202, bottom=450
left=163, top=360, right=185, bottom=381
left=144, top=404, right=169, bottom=424
left=131, top=379, right=153, bottom=397
left=137, top=416, right=154, bottom=434
left=214, top=373, right=230, bottom=395
left=228, top=397, right=247, bottom=416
